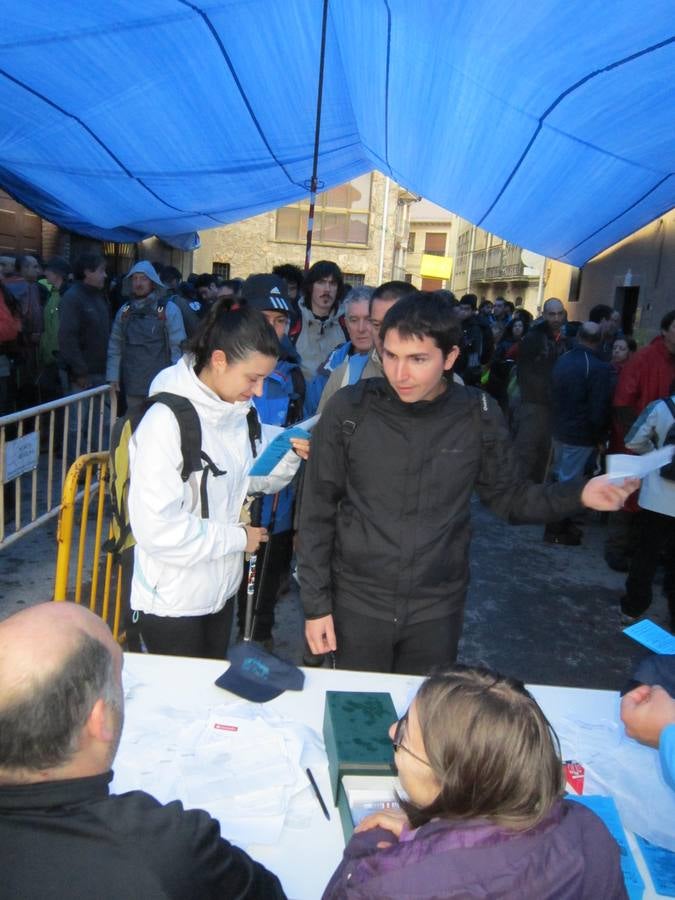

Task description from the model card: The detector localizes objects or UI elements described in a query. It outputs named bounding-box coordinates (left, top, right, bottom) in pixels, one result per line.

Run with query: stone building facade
left=193, top=172, right=416, bottom=287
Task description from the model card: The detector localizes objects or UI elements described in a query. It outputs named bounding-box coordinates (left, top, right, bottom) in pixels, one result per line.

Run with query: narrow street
left=1, top=497, right=661, bottom=691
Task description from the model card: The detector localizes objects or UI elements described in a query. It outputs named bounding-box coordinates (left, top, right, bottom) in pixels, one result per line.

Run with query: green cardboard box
left=322, top=691, right=399, bottom=841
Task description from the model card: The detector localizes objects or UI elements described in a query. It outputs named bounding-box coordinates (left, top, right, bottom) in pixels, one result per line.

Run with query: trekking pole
left=249, top=493, right=280, bottom=641
left=243, top=496, right=264, bottom=642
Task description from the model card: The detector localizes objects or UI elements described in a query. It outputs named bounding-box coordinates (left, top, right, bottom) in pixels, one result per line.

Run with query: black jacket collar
left=0, top=770, right=112, bottom=810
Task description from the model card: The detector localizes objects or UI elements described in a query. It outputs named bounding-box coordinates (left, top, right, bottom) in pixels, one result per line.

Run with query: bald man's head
left=542, top=297, right=565, bottom=334
left=0, top=603, right=123, bottom=783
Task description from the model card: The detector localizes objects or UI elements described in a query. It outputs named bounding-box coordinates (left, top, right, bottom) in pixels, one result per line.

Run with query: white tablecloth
left=114, top=653, right=671, bottom=900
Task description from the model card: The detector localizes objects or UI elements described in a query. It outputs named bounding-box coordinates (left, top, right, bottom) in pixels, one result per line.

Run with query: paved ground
left=2, top=498, right=666, bottom=691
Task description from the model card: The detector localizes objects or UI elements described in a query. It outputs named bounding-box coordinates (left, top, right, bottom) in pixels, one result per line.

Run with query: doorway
left=613, top=286, right=639, bottom=335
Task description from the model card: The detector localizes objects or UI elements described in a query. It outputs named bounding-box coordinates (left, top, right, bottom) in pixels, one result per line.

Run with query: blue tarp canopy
left=1, top=1, right=674, bottom=264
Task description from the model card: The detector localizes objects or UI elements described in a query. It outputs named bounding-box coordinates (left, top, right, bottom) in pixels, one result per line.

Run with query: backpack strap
left=247, top=406, right=261, bottom=458
left=287, top=365, right=306, bottom=425
left=147, top=392, right=203, bottom=480
left=664, top=397, right=675, bottom=421
left=340, top=380, right=372, bottom=443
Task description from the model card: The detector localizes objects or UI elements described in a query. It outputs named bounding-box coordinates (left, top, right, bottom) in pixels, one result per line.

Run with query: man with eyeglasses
left=316, top=280, right=413, bottom=412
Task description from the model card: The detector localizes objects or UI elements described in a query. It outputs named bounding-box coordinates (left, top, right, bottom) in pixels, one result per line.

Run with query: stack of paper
left=113, top=696, right=325, bottom=846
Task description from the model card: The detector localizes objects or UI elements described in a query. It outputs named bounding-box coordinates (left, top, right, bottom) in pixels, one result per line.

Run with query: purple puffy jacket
left=323, top=799, right=627, bottom=899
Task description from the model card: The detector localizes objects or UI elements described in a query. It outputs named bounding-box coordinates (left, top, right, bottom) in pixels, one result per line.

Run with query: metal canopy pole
left=304, top=0, right=330, bottom=272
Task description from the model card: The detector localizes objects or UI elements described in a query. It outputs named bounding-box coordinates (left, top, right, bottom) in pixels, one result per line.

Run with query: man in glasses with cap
left=236, top=274, right=306, bottom=649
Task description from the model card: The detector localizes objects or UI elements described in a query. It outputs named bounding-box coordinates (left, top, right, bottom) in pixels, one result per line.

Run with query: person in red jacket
left=614, top=310, right=675, bottom=424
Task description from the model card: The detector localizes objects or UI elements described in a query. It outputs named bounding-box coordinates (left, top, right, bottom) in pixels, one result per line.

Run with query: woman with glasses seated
left=323, top=666, right=627, bottom=899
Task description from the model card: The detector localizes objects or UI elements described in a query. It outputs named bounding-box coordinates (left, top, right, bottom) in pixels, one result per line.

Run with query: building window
left=408, top=231, right=416, bottom=252
left=404, top=273, right=413, bottom=283
left=343, top=273, right=365, bottom=287
left=424, top=232, right=446, bottom=256
left=275, top=174, right=372, bottom=246
left=212, top=262, right=230, bottom=278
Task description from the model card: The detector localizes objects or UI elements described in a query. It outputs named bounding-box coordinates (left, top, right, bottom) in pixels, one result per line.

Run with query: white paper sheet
left=606, top=445, right=674, bottom=481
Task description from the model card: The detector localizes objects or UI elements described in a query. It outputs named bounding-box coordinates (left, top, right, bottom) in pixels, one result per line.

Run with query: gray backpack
left=120, top=299, right=171, bottom=397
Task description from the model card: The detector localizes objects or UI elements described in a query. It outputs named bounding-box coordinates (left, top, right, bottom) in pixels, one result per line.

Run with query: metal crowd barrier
left=53, top=451, right=124, bottom=642
left=0, top=385, right=117, bottom=547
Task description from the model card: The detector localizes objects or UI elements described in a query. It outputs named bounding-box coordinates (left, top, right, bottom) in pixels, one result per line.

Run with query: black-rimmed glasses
left=391, top=711, right=430, bottom=767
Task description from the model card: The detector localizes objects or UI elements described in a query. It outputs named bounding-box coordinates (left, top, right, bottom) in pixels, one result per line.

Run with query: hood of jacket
left=123, top=260, right=164, bottom=290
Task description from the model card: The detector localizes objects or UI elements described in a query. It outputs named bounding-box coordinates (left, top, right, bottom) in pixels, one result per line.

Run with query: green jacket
left=38, top=279, right=62, bottom=367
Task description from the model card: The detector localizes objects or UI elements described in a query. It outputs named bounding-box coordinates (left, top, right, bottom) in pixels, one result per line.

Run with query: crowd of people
left=0, top=252, right=674, bottom=896
left=1, top=252, right=673, bottom=647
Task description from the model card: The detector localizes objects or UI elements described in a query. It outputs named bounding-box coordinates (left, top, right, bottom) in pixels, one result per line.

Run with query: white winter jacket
left=128, top=356, right=301, bottom=617
left=625, top=394, right=675, bottom=517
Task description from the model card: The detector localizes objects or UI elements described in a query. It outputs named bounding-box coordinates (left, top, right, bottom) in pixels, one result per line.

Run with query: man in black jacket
left=546, top=322, right=612, bottom=545
left=58, top=252, right=111, bottom=392
left=298, top=294, right=637, bottom=674
left=0, top=603, right=285, bottom=900
left=513, top=297, right=574, bottom=482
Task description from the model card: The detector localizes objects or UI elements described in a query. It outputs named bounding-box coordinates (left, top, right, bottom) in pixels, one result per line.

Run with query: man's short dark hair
left=73, top=254, right=105, bottom=281
left=380, top=292, right=462, bottom=357
left=195, top=273, right=216, bottom=290
left=44, top=256, right=71, bottom=278
left=0, top=632, right=116, bottom=772
left=370, top=280, right=415, bottom=313
left=273, top=263, right=304, bottom=290
left=161, top=266, right=182, bottom=285
left=302, top=260, right=344, bottom=307
left=433, top=289, right=457, bottom=306
left=588, top=304, right=613, bottom=323
left=459, top=293, right=477, bottom=311
left=661, top=309, right=675, bottom=332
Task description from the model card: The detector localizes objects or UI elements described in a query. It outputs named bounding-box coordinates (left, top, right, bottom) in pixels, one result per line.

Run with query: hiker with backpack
left=298, top=293, right=641, bottom=675
left=620, top=379, right=675, bottom=633
left=106, top=261, right=186, bottom=416
left=234, top=274, right=306, bottom=650
left=126, top=303, right=309, bottom=659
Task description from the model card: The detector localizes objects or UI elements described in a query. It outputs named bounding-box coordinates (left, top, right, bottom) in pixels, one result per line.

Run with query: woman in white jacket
left=128, top=304, right=308, bottom=658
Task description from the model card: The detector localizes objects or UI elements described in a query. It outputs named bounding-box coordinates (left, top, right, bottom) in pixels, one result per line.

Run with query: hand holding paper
left=580, top=475, right=640, bottom=511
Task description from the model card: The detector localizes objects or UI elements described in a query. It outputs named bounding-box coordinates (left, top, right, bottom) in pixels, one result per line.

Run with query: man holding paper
left=298, top=293, right=639, bottom=674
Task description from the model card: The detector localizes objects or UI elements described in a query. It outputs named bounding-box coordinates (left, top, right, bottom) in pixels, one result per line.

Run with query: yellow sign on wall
left=420, top=254, right=453, bottom=279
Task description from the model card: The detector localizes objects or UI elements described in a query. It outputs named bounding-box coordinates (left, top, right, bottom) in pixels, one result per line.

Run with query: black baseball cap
left=241, top=274, right=291, bottom=312
left=215, top=642, right=305, bottom=703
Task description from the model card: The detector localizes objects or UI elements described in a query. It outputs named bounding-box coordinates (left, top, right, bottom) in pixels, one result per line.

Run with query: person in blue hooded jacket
left=106, top=261, right=186, bottom=416
left=236, top=274, right=306, bottom=648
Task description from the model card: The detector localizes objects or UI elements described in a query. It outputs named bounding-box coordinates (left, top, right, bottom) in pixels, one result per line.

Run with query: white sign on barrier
left=3, top=432, right=39, bottom=482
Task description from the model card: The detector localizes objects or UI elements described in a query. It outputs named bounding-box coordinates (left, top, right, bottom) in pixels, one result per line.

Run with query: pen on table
left=306, top=767, right=331, bottom=821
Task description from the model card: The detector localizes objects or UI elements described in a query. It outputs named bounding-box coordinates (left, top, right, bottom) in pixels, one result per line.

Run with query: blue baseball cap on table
left=215, top=642, right=305, bottom=703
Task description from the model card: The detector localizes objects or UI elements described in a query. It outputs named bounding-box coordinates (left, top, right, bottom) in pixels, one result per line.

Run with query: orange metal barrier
left=53, top=452, right=124, bottom=642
